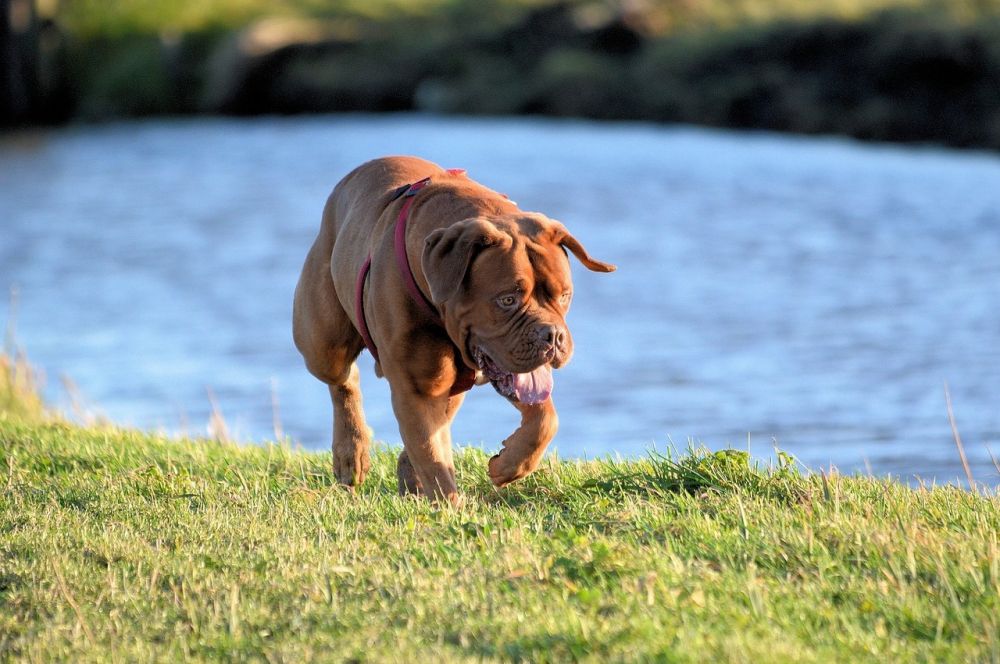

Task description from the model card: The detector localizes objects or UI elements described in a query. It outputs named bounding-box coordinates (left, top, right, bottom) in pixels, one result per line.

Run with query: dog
left=293, top=156, right=615, bottom=504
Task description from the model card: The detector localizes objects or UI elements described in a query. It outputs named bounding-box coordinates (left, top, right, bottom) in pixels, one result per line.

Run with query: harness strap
left=355, top=255, right=378, bottom=363
left=355, top=169, right=476, bottom=396
left=394, top=178, right=437, bottom=317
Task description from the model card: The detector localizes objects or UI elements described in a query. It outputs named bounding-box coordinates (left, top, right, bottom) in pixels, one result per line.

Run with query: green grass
left=0, top=351, right=45, bottom=424
left=2, top=356, right=999, bottom=661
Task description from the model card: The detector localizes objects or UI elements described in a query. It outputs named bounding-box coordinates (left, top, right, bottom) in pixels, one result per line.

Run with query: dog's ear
left=550, top=222, right=616, bottom=273
left=422, top=218, right=512, bottom=304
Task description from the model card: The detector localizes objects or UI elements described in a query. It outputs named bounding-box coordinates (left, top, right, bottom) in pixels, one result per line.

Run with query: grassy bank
left=7, top=0, right=1000, bottom=149
left=2, top=356, right=999, bottom=661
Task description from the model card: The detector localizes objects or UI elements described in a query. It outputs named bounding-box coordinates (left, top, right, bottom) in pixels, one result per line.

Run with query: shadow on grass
left=456, top=448, right=809, bottom=513
left=578, top=449, right=808, bottom=504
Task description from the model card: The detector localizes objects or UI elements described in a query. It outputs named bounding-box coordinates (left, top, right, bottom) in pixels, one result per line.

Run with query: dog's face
left=422, top=214, right=615, bottom=404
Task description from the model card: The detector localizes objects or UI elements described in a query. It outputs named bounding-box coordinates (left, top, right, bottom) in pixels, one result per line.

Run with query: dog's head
left=422, top=213, right=615, bottom=404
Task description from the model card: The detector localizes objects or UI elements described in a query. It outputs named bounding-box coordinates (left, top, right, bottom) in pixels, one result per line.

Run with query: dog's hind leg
left=488, top=398, right=558, bottom=488
left=396, top=450, right=423, bottom=495
left=293, top=235, right=371, bottom=489
left=298, top=345, right=371, bottom=489
left=327, top=362, right=371, bottom=487
left=295, top=338, right=371, bottom=489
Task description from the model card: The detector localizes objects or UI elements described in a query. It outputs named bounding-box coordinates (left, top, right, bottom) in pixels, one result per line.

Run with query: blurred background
left=2, top=0, right=999, bottom=484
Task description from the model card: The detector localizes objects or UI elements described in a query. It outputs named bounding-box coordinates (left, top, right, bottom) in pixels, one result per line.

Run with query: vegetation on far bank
left=4, top=0, right=1000, bottom=149
left=46, top=0, right=1000, bottom=40
left=2, top=351, right=1000, bottom=662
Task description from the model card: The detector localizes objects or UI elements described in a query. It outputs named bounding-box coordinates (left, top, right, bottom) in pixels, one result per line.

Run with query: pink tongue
left=513, top=364, right=553, bottom=405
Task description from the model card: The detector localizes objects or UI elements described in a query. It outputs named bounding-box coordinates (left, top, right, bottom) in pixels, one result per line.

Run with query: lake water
left=2, top=115, right=999, bottom=485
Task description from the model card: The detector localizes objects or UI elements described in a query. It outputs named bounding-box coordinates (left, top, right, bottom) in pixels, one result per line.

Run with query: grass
left=2, top=354, right=999, bottom=662
left=0, top=351, right=44, bottom=424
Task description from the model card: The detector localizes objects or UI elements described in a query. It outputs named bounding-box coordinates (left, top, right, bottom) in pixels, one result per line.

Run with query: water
left=2, top=115, right=999, bottom=485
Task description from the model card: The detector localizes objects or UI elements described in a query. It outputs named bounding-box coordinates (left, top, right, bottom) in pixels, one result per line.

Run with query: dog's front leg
left=488, top=398, right=558, bottom=488
left=390, top=385, right=462, bottom=505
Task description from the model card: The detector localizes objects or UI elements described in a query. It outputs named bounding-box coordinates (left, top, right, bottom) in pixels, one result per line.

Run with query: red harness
left=354, top=170, right=477, bottom=396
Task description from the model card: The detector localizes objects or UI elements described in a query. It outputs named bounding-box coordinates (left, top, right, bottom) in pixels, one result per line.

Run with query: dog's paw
left=396, top=451, right=423, bottom=496
left=488, top=451, right=525, bottom=488
left=334, top=448, right=370, bottom=488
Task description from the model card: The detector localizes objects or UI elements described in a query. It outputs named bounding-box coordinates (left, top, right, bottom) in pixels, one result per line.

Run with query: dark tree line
left=1, top=0, right=71, bottom=126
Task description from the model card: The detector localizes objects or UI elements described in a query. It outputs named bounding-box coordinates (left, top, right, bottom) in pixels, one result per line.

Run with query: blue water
left=2, top=115, right=999, bottom=485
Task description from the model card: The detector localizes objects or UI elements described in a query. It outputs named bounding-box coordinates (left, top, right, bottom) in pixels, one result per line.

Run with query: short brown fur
left=293, top=156, right=614, bottom=504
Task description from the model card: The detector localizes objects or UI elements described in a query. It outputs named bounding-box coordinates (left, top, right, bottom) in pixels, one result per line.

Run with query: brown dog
left=293, top=156, right=615, bottom=504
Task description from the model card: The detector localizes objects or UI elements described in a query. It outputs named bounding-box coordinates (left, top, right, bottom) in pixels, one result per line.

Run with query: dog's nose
left=540, top=324, right=567, bottom=352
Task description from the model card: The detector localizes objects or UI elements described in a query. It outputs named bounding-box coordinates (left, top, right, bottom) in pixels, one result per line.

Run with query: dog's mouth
left=472, top=346, right=552, bottom=405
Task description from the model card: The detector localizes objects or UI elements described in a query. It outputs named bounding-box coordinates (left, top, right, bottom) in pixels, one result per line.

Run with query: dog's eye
left=497, top=294, right=517, bottom=308
left=559, top=291, right=572, bottom=307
